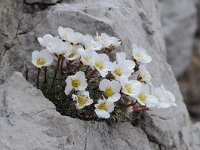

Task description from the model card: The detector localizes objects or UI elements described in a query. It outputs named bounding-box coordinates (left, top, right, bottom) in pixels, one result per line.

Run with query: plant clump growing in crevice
left=28, top=26, right=177, bottom=123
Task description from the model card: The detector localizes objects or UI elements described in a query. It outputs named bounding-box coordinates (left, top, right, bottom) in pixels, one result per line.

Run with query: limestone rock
left=192, top=122, right=200, bottom=149
left=159, top=0, right=197, bottom=77
left=25, top=0, right=59, bottom=4
left=0, top=72, right=152, bottom=150
left=0, top=0, right=199, bottom=149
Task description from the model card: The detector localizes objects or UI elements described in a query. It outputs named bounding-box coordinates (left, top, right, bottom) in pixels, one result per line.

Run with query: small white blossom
left=31, top=49, right=53, bottom=68
left=99, top=79, right=121, bottom=102
left=95, top=33, right=121, bottom=49
left=91, top=52, right=113, bottom=77
left=38, top=34, right=55, bottom=48
left=58, top=26, right=74, bottom=41
left=138, top=65, right=151, bottom=83
left=72, top=91, right=93, bottom=110
left=82, top=34, right=102, bottom=51
left=78, top=48, right=95, bottom=66
left=47, top=37, right=70, bottom=55
left=58, top=26, right=83, bottom=45
left=116, top=52, right=127, bottom=63
left=152, top=85, right=177, bottom=108
left=94, top=98, right=114, bottom=119
left=136, top=84, right=158, bottom=108
left=65, top=71, right=87, bottom=95
left=119, top=77, right=142, bottom=98
left=132, top=44, right=152, bottom=64
left=111, top=53, right=135, bottom=79
left=65, top=45, right=82, bottom=61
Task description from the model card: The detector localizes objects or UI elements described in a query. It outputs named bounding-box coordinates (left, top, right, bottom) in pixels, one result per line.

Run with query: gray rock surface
left=0, top=72, right=152, bottom=150
left=25, top=0, right=59, bottom=4
left=159, top=0, right=197, bottom=77
left=0, top=0, right=199, bottom=149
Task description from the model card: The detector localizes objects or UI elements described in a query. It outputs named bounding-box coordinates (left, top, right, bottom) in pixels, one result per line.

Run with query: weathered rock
left=192, top=122, right=200, bottom=149
left=177, top=0, right=200, bottom=121
left=0, top=0, right=199, bottom=149
left=177, top=32, right=200, bottom=121
left=0, top=0, right=166, bottom=85
left=159, top=0, right=197, bottom=77
left=25, top=0, right=59, bottom=4
left=0, top=72, right=152, bottom=150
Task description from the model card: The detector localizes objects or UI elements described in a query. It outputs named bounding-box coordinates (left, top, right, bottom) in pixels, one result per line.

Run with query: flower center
left=72, top=79, right=80, bottom=88
left=68, top=50, right=76, bottom=58
left=95, top=61, right=104, bottom=70
left=36, top=57, right=46, bottom=65
left=77, top=96, right=87, bottom=106
left=136, top=52, right=142, bottom=58
left=84, top=56, right=89, bottom=62
left=104, top=87, right=114, bottom=97
left=98, top=102, right=108, bottom=110
left=125, top=84, right=132, bottom=94
left=138, top=93, right=147, bottom=103
left=114, top=69, right=122, bottom=76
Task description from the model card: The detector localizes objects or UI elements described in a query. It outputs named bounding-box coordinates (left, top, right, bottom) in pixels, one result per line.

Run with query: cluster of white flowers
left=31, top=26, right=176, bottom=120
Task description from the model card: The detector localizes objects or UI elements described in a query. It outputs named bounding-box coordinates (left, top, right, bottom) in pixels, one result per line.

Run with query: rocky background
left=159, top=0, right=200, bottom=122
left=0, top=0, right=200, bottom=150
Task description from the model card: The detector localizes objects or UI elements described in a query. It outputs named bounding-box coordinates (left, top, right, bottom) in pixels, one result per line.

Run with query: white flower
left=82, top=34, right=102, bottom=51
left=116, top=52, right=127, bottom=63
left=38, top=34, right=55, bottom=48
left=68, top=32, right=83, bottom=45
left=72, top=91, right=93, bottom=110
left=58, top=26, right=83, bottom=45
left=65, top=71, right=87, bottom=95
left=152, top=85, right=177, bottom=108
left=65, top=45, right=81, bottom=61
left=91, top=52, right=113, bottom=77
left=132, top=44, right=152, bottom=64
left=99, top=79, right=121, bottom=102
left=111, top=61, right=134, bottom=79
left=94, top=99, right=114, bottom=119
left=136, top=84, right=158, bottom=108
left=31, top=49, right=53, bottom=68
left=47, top=37, right=70, bottom=55
left=78, top=48, right=95, bottom=66
left=111, top=52, right=135, bottom=79
left=58, top=26, right=74, bottom=41
left=95, top=33, right=121, bottom=49
left=119, top=77, right=142, bottom=98
left=137, top=65, right=151, bottom=83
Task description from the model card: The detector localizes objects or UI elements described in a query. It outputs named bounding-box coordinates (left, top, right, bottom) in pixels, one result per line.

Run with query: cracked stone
left=0, top=72, right=151, bottom=150
left=25, top=0, right=59, bottom=4
left=0, top=0, right=200, bottom=149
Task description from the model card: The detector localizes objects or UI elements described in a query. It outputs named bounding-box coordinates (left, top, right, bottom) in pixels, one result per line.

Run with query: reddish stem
left=52, top=56, right=61, bottom=87
left=133, top=107, right=149, bottom=112
left=87, top=69, right=97, bottom=82
left=25, top=66, right=28, bottom=81
left=66, top=60, right=72, bottom=76
left=37, top=68, right=41, bottom=89
left=60, top=56, right=64, bottom=72
left=44, top=67, right=47, bottom=84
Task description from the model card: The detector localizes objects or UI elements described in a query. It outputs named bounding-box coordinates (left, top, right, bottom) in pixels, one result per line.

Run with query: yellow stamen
left=138, top=92, right=147, bottom=103
left=36, top=57, right=46, bottom=65
left=104, top=87, right=114, bottom=97
left=136, top=52, right=142, bottom=57
left=125, top=84, right=132, bottom=94
left=84, top=56, right=89, bottom=62
left=98, top=102, right=108, bottom=110
left=72, top=79, right=80, bottom=88
left=95, top=61, right=104, bottom=70
left=114, top=69, right=122, bottom=76
left=77, top=96, right=87, bottom=106
left=68, top=50, right=76, bottom=58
